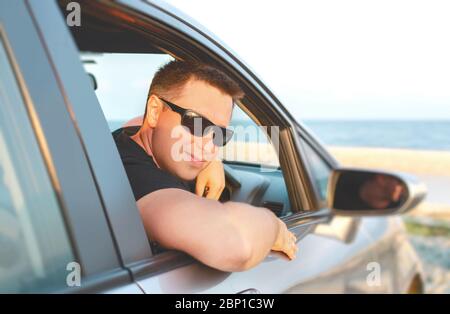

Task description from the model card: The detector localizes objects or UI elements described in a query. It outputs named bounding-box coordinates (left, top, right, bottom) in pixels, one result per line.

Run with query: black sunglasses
left=158, top=97, right=234, bottom=147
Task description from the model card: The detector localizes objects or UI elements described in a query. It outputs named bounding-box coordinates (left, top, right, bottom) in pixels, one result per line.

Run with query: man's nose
left=192, top=133, right=216, bottom=154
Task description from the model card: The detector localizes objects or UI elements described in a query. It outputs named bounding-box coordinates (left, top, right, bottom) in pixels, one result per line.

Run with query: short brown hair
left=146, top=59, right=244, bottom=106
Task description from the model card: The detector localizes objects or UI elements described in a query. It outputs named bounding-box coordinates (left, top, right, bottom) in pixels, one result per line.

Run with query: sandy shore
left=328, top=146, right=450, bottom=177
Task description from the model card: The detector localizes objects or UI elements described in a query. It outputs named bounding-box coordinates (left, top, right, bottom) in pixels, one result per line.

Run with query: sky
left=164, top=0, right=450, bottom=120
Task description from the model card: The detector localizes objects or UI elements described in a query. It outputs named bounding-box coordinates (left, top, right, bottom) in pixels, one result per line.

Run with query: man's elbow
left=212, top=233, right=254, bottom=272
left=228, top=244, right=253, bottom=272
left=214, top=209, right=271, bottom=272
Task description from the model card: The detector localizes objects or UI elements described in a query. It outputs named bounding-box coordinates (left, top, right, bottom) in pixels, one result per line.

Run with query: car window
left=0, top=40, right=74, bottom=292
left=82, top=53, right=281, bottom=169
left=301, top=140, right=332, bottom=205
left=82, top=52, right=290, bottom=218
left=220, top=106, right=281, bottom=168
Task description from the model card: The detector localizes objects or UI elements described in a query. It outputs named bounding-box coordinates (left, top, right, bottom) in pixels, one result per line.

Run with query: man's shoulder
left=112, top=126, right=140, bottom=143
left=112, top=126, right=144, bottom=159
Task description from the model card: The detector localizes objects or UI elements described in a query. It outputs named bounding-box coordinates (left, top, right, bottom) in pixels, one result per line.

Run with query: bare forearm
left=137, top=189, right=281, bottom=272
left=224, top=201, right=280, bottom=270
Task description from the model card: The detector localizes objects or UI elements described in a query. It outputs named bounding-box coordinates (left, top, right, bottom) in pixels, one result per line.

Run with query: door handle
left=237, top=288, right=261, bottom=294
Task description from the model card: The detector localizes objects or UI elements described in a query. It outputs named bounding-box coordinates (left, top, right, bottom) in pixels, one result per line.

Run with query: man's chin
left=176, top=165, right=204, bottom=181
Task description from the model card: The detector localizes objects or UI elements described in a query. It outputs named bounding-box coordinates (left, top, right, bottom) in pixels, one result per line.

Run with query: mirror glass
left=333, top=170, right=408, bottom=212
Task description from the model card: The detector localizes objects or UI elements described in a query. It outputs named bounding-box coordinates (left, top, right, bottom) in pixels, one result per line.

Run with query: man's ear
left=144, top=95, right=163, bottom=128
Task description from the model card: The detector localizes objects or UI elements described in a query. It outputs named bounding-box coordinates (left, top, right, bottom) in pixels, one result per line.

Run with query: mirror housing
left=328, top=167, right=427, bottom=216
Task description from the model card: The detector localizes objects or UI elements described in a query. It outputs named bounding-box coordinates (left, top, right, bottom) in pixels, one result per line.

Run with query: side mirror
left=328, top=168, right=427, bottom=216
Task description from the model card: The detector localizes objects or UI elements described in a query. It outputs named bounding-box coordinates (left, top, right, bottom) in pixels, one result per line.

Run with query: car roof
left=145, top=0, right=263, bottom=81
left=145, top=0, right=239, bottom=57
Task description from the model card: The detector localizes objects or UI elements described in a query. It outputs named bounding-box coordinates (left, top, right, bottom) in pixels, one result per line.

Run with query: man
left=113, top=60, right=297, bottom=272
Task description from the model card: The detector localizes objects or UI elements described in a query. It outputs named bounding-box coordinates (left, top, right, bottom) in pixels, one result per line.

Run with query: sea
left=303, top=120, right=450, bottom=151
left=108, top=119, right=450, bottom=151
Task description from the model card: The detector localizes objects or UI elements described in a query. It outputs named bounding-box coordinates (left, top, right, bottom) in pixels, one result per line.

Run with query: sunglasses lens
left=209, top=126, right=233, bottom=147
left=220, top=128, right=234, bottom=146
left=181, top=112, right=233, bottom=147
left=181, top=113, right=201, bottom=135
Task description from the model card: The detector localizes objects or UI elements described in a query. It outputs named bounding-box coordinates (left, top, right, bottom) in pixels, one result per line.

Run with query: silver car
left=0, top=0, right=426, bottom=293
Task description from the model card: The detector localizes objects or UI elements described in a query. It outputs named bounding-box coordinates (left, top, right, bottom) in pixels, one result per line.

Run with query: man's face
left=151, top=79, right=233, bottom=180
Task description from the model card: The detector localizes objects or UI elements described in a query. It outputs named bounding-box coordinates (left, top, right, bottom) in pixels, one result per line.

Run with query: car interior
left=58, top=0, right=302, bottom=254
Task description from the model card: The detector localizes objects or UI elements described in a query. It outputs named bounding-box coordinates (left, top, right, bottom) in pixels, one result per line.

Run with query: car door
left=0, top=0, right=142, bottom=293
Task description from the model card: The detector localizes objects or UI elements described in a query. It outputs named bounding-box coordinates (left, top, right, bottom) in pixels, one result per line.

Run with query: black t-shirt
left=112, top=126, right=195, bottom=201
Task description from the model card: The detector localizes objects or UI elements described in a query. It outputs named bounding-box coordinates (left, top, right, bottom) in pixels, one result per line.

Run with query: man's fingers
left=287, top=245, right=297, bottom=260
left=205, top=185, right=222, bottom=200
left=204, top=190, right=215, bottom=200
left=195, top=179, right=207, bottom=197
left=272, top=222, right=298, bottom=260
left=285, top=232, right=298, bottom=260
left=290, top=232, right=297, bottom=243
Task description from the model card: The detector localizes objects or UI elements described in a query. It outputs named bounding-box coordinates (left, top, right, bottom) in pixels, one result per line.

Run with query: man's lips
left=184, top=151, right=206, bottom=163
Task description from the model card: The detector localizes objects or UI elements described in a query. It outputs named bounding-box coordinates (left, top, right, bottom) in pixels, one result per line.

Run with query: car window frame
left=295, top=123, right=341, bottom=206
left=0, top=0, right=136, bottom=293
left=298, top=134, right=335, bottom=209
left=35, top=0, right=337, bottom=281
left=0, top=36, right=77, bottom=294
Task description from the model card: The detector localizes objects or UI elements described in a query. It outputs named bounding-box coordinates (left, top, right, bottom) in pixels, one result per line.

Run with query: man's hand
left=359, top=174, right=405, bottom=209
left=195, top=160, right=225, bottom=200
left=271, top=219, right=298, bottom=260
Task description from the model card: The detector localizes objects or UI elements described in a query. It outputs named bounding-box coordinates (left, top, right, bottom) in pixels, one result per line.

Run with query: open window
left=80, top=51, right=293, bottom=218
